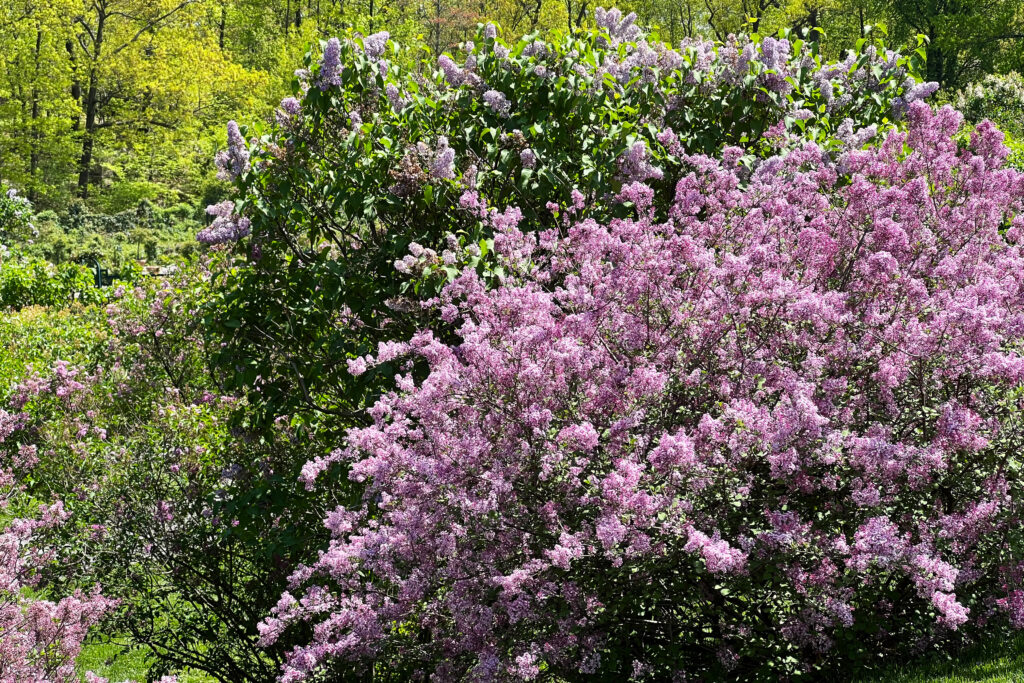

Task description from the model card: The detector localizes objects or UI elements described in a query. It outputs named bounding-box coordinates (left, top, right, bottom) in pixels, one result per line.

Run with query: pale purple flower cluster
left=616, top=140, right=663, bottom=182
left=429, top=136, right=455, bottom=180
left=384, top=83, right=407, bottom=112
left=214, top=121, right=249, bottom=181
left=482, top=89, right=510, bottom=117
left=275, top=97, right=302, bottom=126
left=520, top=148, right=537, bottom=168
left=197, top=201, right=251, bottom=244
left=892, top=77, right=941, bottom=117
left=362, top=31, right=389, bottom=60
left=595, top=7, right=642, bottom=44
left=317, top=37, right=342, bottom=89
left=438, top=55, right=464, bottom=86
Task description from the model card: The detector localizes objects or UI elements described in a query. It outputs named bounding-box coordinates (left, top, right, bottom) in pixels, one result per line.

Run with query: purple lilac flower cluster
left=214, top=121, right=250, bottom=181
left=316, top=37, right=342, bottom=89
left=197, top=201, right=251, bottom=245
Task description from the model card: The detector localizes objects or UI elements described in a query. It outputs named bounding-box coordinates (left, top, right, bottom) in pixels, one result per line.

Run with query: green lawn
left=78, top=641, right=217, bottom=683
left=866, top=635, right=1024, bottom=682
left=78, top=636, right=1024, bottom=683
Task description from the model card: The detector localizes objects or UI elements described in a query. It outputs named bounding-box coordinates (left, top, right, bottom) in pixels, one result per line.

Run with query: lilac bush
left=0, top=514, right=115, bottom=683
left=0, top=390, right=115, bottom=682
left=208, top=9, right=939, bottom=433
left=260, top=102, right=1024, bottom=679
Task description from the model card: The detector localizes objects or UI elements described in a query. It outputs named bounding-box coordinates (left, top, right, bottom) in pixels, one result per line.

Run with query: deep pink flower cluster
left=259, top=102, right=1024, bottom=679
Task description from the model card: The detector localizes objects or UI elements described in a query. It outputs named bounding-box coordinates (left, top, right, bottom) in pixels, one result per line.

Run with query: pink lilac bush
left=1, top=420, right=114, bottom=682
left=261, top=102, right=1024, bottom=679
left=0, top=517, right=115, bottom=683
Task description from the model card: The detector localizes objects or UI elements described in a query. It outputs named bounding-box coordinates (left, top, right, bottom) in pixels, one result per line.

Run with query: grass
left=866, top=634, right=1024, bottom=682
left=77, top=641, right=217, bottom=682
left=77, top=635, right=1024, bottom=683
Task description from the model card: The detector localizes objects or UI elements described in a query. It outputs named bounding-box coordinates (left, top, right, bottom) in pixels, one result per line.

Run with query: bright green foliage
left=0, top=252, right=110, bottom=310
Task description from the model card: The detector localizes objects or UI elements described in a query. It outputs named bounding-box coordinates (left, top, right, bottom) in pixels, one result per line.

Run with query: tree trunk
left=77, top=8, right=104, bottom=199
left=29, top=28, right=42, bottom=202
left=219, top=4, right=226, bottom=49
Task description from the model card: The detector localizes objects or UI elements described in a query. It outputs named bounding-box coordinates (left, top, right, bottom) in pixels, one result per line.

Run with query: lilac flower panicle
left=438, top=55, right=464, bottom=86
left=214, top=121, right=250, bottom=180
left=429, top=136, right=456, bottom=180
left=317, top=37, right=343, bottom=89
left=483, top=89, right=511, bottom=117
left=197, top=201, right=251, bottom=244
left=363, top=31, right=389, bottom=60
left=275, top=97, right=302, bottom=126
left=385, top=84, right=407, bottom=112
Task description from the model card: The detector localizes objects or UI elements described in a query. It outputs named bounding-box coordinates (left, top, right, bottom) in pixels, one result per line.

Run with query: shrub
left=207, top=11, right=936, bottom=426
left=1, top=385, right=115, bottom=681
left=0, top=264, right=333, bottom=682
left=0, top=184, right=35, bottom=247
left=955, top=72, right=1024, bottom=138
left=259, top=103, right=1024, bottom=680
left=0, top=253, right=107, bottom=311
left=0, top=515, right=115, bottom=683
left=954, top=72, right=1024, bottom=170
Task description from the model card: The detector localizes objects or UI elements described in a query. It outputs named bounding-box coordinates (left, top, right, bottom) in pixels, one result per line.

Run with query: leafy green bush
left=955, top=72, right=1024, bottom=138
left=0, top=253, right=107, bottom=310
left=0, top=183, right=35, bottom=246
left=209, top=16, right=936, bottom=427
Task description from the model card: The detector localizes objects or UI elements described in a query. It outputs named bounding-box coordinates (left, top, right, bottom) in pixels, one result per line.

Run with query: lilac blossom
left=362, top=31, right=389, bottom=60
left=261, top=103, right=1024, bottom=678
left=616, top=140, right=663, bottom=182
left=483, top=89, right=510, bottom=117
left=438, top=55, right=464, bottom=86
left=317, top=37, right=342, bottom=89
left=429, top=136, right=455, bottom=180
left=214, top=121, right=249, bottom=180
left=197, top=201, right=251, bottom=244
